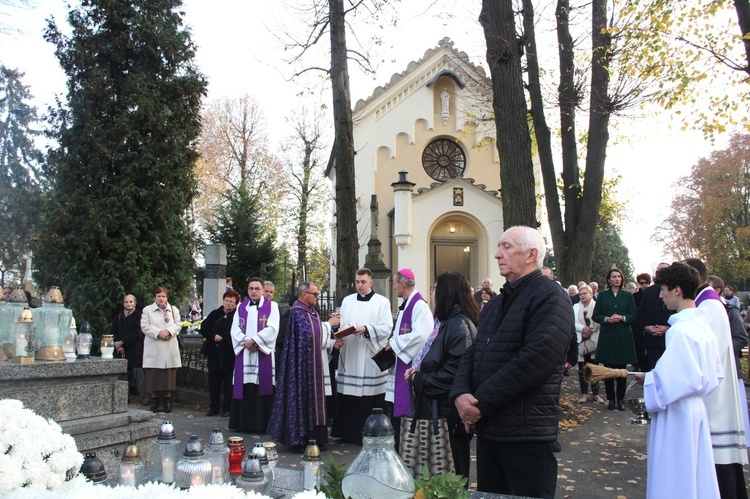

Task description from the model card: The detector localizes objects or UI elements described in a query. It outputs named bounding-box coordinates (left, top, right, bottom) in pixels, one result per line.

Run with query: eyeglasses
left=638, top=281, right=648, bottom=285
left=305, top=291, right=320, bottom=297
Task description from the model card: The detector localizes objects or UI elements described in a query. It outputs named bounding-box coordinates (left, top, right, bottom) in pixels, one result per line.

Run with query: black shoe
left=206, top=410, right=219, bottom=417
left=220, top=411, right=230, bottom=417
left=151, top=399, right=160, bottom=412
left=163, top=399, right=172, bottom=413
left=552, top=441, right=561, bottom=453
left=607, top=400, right=615, bottom=410
left=617, top=401, right=625, bottom=411
left=290, top=444, right=306, bottom=454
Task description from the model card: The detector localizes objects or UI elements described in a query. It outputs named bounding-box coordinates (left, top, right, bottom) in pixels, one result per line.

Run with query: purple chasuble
left=394, top=291, right=425, bottom=417
left=233, top=298, right=274, bottom=399
left=695, top=287, right=722, bottom=307
left=266, top=301, right=328, bottom=446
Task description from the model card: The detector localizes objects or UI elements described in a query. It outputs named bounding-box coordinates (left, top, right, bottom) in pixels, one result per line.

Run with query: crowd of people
left=102, top=224, right=750, bottom=499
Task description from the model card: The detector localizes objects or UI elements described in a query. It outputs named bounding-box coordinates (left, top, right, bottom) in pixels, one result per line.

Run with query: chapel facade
left=330, top=38, right=541, bottom=304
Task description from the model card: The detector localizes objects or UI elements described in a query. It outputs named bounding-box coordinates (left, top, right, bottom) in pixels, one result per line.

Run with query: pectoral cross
left=259, top=315, right=268, bottom=328
left=400, top=324, right=411, bottom=335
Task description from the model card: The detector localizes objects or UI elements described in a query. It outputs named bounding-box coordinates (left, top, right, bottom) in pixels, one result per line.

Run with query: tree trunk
left=522, top=0, right=610, bottom=284
left=523, top=0, right=565, bottom=264
left=329, top=0, right=359, bottom=301
left=734, top=0, right=750, bottom=74
left=480, top=0, right=537, bottom=229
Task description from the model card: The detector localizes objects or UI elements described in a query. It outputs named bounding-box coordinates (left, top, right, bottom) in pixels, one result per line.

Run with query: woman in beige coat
left=141, top=286, right=182, bottom=413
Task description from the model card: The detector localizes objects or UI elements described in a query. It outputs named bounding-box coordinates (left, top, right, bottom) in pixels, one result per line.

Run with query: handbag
left=578, top=338, right=596, bottom=356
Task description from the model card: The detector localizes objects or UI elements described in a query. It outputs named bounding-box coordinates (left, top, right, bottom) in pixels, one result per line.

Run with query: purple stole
left=233, top=298, right=274, bottom=399
left=293, top=301, right=327, bottom=425
left=695, top=287, right=722, bottom=307
left=394, top=291, right=425, bottom=417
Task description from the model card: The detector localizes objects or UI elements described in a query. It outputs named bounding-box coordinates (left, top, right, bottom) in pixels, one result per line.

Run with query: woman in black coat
left=111, top=294, right=147, bottom=405
left=200, top=289, right=241, bottom=417
left=403, top=272, right=478, bottom=482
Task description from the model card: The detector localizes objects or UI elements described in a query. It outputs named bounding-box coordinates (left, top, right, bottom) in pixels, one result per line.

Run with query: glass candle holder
left=175, top=435, right=213, bottom=489
left=100, top=334, right=115, bottom=359
left=119, top=442, right=144, bottom=487
left=227, top=436, right=245, bottom=477
left=152, top=421, right=181, bottom=484
left=205, top=428, right=229, bottom=485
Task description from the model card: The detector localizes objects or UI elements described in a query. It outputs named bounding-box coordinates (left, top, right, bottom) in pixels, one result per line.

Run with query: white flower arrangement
left=0, top=399, right=82, bottom=495
left=0, top=399, right=332, bottom=498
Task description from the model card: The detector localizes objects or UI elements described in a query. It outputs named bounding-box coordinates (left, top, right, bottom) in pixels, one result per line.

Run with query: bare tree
left=196, top=95, right=286, bottom=228
left=272, top=0, right=395, bottom=302
left=283, top=107, right=329, bottom=285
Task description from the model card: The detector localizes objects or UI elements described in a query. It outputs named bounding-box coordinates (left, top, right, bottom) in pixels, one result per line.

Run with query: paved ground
left=139, top=366, right=750, bottom=498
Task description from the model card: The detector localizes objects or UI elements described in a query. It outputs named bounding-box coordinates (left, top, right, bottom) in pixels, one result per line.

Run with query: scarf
left=412, top=320, right=441, bottom=372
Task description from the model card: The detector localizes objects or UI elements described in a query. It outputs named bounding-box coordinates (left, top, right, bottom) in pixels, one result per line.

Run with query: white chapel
left=330, top=38, right=541, bottom=304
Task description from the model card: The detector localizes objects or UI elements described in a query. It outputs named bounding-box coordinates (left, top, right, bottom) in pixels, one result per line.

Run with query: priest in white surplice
left=332, top=268, right=393, bottom=444
left=683, top=258, right=749, bottom=498
left=635, top=262, right=722, bottom=499
left=385, top=268, right=434, bottom=450
left=229, top=277, right=280, bottom=433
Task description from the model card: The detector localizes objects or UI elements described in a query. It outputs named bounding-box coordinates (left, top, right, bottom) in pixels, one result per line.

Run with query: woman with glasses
left=141, top=286, right=182, bottom=413
left=574, top=285, right=603, bottom=403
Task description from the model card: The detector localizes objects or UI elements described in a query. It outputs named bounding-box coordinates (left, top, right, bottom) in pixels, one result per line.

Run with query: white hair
left=509, top=226, right=546, bottom=267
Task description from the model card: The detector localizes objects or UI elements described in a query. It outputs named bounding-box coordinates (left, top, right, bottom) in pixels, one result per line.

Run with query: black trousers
left=603, top=363, right=627, bottom=401
left=645, top=346, right=665, bottom=372
left=476, top=437, right=557, bottom=499
left=716, top=463, right=748, bottom=499
left=207, top=369, right=233, bottom=412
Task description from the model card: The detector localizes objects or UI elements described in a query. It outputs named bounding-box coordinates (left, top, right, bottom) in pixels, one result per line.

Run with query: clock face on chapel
left=421, top=139, right=466, bottom=181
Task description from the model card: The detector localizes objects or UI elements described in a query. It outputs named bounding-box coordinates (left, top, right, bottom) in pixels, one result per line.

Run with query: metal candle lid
left=251, top=442, right=268, bottom=464
left=183, top=434, right=204, bottom=457
left=362, top=408, right=394, bottom=437
left=227, top=436, right=244, bottom=446
left=121, top=442, right=141, bottom=462
left=17, top=307, right=34, bottom=323
left=208, top=428, right=226, bottom=447
left=45, top=286, right=64, bottom=304
left=8, top=288, right=27, bottom=303
left=158, top=420, right=176, bottom=440
left=302, top=440, right=320, bottom=461
left=241, top=455, right=264, bottom=480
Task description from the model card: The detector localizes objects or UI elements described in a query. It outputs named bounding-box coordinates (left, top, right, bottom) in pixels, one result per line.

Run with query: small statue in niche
left=440, top=88, right=450, bottom=115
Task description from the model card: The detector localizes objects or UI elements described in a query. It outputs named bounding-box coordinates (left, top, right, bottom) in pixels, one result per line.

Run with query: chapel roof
left=352, top=37, right=487, bottom=114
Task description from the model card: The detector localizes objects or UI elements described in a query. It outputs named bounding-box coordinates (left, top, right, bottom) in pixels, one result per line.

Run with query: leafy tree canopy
left=654, top=133, right=750, bottom=289
left=35, top=0, right=206, bottom=334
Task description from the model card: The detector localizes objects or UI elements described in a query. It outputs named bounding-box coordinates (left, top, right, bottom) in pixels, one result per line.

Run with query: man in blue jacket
left=450, top=226, right=574, bottom=499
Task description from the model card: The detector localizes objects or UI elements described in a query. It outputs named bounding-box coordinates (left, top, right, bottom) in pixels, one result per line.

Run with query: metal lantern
left=236, top=455, right=268, bottom=494
left=62, top=317, right=77, bottom=362
left=341, top=408, right=415, bottom=499
left=0, top=288, right=30, bottom=359
left=250, top=442, right=274, bottom=495
left=100, top=334, right=115, bottom=359
left=300, top=440, right=322, bottom=491
left=152, top=420, right=181, bottom=484
left=80, top=452, right=107, bottom=484
left=76, top=321, right=93, bottom=360
left=119, top=441, right=144, bottom=487
left=205, top=428, right=230, bottom=485
left=33, top=287, right=73, bottom=361
left=175, top=435, right=213, bottom=489
left=11, top=307, right=35, bottom=365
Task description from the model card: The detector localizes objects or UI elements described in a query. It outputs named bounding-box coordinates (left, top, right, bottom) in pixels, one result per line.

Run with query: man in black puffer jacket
left=450, top=226, right=574, bottom=499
